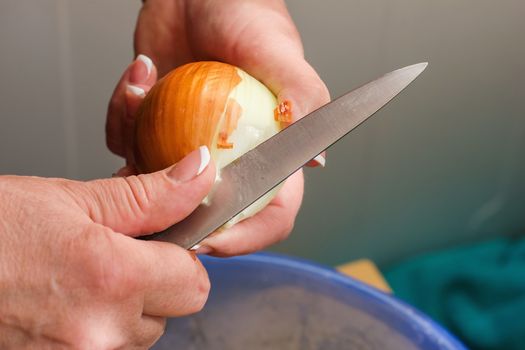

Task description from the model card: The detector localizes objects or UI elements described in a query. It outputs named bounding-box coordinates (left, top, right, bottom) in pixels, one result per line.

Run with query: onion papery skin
left=134, top=61, right=283, bottom=226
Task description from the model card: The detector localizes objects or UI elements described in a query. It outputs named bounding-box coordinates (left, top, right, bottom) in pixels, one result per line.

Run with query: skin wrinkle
left=121, top=176, right=153, bottom=231
left=58, top=180, right=100, bottom=222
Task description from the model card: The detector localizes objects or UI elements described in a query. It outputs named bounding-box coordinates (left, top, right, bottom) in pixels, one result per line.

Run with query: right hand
left=0, top=146, right=215, bottom=349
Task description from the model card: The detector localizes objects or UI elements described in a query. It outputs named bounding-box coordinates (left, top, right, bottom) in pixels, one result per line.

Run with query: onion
left=134, top=61, right=290, bottom=226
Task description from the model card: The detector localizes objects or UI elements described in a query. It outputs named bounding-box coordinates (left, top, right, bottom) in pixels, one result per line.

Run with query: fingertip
left=190, top=243, right=214, bottom=256
left=167, top=146, right=213, bottom=183
left=130, top=54, right=156, bottom=84
left=135, top=53, right=158, bottom=86
left=137, top=54, right=153, bottom=76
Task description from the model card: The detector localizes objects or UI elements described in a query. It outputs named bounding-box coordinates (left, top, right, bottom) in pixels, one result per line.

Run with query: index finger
left=114, top=233, right=210, bottom=317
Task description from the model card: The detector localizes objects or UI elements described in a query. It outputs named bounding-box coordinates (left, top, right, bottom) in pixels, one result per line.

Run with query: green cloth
left=384, top=237, right=525, bottom=350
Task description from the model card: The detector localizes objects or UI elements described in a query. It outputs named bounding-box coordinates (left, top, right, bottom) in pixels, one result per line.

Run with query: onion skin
left=134, top=61, right=286, bottom=226
left=134, top=61, right=243, bottom=173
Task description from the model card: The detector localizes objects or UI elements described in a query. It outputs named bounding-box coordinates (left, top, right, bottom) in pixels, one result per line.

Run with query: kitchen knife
left=143, top=62, right=428, bottom=248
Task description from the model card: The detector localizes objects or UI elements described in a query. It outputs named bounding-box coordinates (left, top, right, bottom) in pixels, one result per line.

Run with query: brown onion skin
left=134, top=61, right=242, bottom=173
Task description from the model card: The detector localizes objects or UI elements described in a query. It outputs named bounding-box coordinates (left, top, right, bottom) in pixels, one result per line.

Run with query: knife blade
left=143, top=62, right=428, bottom=248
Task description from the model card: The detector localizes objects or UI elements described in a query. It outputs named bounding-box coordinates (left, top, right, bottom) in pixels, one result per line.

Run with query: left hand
left=106, top=0, right=330, bottom=256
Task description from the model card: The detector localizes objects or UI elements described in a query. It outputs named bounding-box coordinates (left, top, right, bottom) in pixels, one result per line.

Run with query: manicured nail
left=168, top=146, right=210, bottom=182
left=190, top=244, right=201, bottom=251
left=130, top=54, right=153, bottom=83
left=136, top=54, right=153, bottom=76
left=313, top=154, right=326, bottom=167
left=190, top=244, right=213, bottom=255
left=127, top=85, right=146, bottom=98
left=197, top=146, right=211, bottom=175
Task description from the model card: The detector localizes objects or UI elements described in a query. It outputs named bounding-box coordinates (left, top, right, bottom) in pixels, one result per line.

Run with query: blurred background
left=1, top=0, right=524, bottom=267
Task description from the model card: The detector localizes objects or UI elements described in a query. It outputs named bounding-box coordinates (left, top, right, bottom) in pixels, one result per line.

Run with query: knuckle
left=73, top=319, right=125, bottom=350
left=185, top=262, right=211, bottom=313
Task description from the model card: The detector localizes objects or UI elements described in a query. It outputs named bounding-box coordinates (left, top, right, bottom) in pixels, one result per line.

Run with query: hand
left=0, top=147, right=215, bottom=348
left=106, top=0, right=330, bottom=256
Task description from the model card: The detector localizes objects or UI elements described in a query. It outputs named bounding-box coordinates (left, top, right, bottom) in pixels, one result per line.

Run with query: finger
left=242, top=55, right=330, bottom=168
left=67, top=146, right=215, bottom=236
left=114, top=234, right=211, bottom=317
left=124, top=83, right=155, bottom=164
left=106, top=54, right=157, bottom=158
left=134, top=2, right=191, bottom=76
left=131, top=54, right=157, bottom=87
left=88, top=228, right=210, bottom=319
left=195, top=170, right=304, bottom=256
left=141, top=241, right=210, bottom=317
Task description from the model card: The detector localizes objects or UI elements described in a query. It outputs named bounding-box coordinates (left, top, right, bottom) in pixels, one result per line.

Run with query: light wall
left=1, top=1, right=524, bottom=266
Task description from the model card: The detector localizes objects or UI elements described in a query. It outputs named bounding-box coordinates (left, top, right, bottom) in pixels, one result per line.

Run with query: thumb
left=70, top=146, right=214, bottom=237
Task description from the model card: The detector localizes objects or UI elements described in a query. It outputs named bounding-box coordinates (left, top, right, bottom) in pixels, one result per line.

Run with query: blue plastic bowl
left=153, top=253, right=466, bottom=349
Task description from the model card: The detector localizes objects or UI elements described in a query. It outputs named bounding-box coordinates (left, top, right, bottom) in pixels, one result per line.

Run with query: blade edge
left=146, top=62, right=428, bottom=248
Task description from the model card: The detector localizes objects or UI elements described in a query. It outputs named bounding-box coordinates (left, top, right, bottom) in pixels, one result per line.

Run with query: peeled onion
left=134, top=61, right=289, bottom=226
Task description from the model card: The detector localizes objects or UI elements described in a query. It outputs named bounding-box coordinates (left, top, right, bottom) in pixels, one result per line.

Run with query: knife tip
left=413, top=62, right=429, bottom=70
left=399, top=62, right=429, bottom=80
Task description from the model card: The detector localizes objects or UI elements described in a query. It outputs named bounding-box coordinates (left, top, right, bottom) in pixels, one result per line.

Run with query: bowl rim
left=201, top=252, right=467, bottom=350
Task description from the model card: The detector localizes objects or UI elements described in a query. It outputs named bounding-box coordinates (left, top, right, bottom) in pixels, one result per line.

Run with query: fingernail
left=190, top=244, right=213, bottom=255
left=168, top=146, right=210, bottom=182
left=197, top=146, right=211, bottom=175
left=130, top=54, right=153, bottom=83
left=137, top=54, right=153, bottom=76
left=127, top=85, right=146, bottom=98
left=313, top=154, right=326, bottom=167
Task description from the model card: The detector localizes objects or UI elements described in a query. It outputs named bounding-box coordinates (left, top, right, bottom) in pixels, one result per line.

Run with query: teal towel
left=385, top=237, right=525, bottom=350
